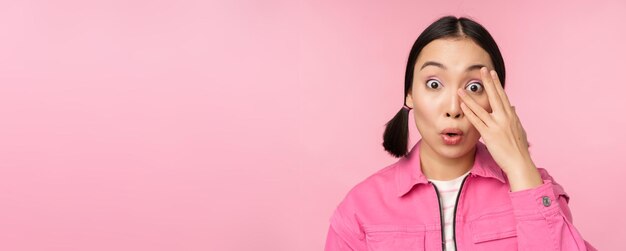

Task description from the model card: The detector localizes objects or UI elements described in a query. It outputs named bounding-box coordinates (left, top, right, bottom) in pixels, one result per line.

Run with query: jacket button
left=542, top=196, right=551, bottom=207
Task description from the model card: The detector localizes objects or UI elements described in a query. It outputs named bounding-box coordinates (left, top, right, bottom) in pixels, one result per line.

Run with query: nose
left=446, top=111, right=462, bottom=118
left=446, top=90, right=463, bottom=119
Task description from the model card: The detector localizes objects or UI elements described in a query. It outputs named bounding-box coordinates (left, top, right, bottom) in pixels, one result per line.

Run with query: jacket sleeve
left=508, top=168, right=597, bottom=251
left=324, top=204, right=367, bottom=251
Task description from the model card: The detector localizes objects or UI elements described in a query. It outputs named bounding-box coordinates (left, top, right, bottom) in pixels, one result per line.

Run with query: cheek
left=412, top=101, right=438, bottom=131
left=476, top=94, right=492, bottom=113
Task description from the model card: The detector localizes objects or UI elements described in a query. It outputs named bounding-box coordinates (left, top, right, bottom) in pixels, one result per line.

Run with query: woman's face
left=405, top=37, right=495, bottom=159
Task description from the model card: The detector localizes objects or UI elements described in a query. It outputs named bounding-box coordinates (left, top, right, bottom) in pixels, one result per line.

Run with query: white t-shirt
left=428, top=170, right=471, bottom=251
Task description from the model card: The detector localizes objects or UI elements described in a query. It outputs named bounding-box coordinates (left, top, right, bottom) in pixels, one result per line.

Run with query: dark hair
left=382, top=15, right=506, bottom=158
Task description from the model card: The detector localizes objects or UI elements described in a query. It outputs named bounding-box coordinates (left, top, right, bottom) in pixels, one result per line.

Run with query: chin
left=439, top=145, right=470, bottom=159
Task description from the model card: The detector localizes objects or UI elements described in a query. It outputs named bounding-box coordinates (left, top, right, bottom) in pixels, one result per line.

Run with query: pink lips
left=441, top=128, right=463, bottom=135
left=440, top=128, right=464, bottom=145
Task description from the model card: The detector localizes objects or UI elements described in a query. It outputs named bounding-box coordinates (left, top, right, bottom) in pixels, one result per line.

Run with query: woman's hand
left=457, top=67, right=543, bottom=191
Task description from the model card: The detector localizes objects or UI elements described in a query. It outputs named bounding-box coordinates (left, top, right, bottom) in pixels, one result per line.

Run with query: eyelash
left=425, top=79, right=484, bottom=93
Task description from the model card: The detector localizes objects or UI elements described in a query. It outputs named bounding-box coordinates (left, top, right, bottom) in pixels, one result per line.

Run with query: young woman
left=324, top=16, right=597, bottom=251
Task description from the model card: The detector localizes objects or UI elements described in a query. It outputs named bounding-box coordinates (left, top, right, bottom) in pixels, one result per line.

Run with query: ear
left=405, top=90, right=414, bottom=109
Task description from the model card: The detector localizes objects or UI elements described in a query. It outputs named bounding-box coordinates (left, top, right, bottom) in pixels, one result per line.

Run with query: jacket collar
left=395, top=139, right=506, bottom=197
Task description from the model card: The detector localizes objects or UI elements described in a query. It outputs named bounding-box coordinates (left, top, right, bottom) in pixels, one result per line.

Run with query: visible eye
left=465, top=81, right=483, bottom=93
left=425, top=79, right=442, bottom=90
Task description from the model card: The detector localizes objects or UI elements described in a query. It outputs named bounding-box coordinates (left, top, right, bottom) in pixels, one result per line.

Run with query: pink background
left=0, top=0, right=623, bottom=250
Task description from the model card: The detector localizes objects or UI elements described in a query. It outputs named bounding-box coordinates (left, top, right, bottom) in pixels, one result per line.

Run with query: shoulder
left=333, top=161, right=400, bottom=211
left=328, top=161, right=401, bottom=239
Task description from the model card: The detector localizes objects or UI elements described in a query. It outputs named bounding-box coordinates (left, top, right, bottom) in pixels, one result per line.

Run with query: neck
left=419, top=140, right=476, bottom=181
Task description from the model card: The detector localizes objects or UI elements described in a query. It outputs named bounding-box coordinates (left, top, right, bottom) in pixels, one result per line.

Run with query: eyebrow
left=419, top=61, right=486, bottom=72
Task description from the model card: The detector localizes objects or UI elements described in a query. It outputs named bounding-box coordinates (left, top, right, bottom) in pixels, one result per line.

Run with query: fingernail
left=457, top=89, right=466, bottom=96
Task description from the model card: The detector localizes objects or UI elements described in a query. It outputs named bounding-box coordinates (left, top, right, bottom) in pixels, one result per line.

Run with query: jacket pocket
left=469, top=207, right=518, bottom=250
left=362, top=225, right=425, bottom=251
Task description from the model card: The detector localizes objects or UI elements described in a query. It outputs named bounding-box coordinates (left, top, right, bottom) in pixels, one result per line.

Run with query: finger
left=480, top=67, right=505, bottom=114
left=460, top=102, right=488, bottom=133
left=457, top=89, right=494, bottom=126
left=512, top=106, right=530, bottom=148
left=489, top=70, right=513, bottom=115
left=521, top=129, right=529, bottom=148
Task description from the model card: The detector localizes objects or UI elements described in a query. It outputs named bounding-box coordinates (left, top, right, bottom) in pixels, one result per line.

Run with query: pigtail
left=382, top=105, right=411, bottom=158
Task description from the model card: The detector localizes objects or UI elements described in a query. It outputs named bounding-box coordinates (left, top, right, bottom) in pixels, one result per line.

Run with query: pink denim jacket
left=324, top=139, right=597, bottom=250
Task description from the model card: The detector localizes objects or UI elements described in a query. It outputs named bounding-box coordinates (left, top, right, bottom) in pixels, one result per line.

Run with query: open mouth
left=441, top=128, right=463, bottom=145
left=441, top=128, right=463, bottom=136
